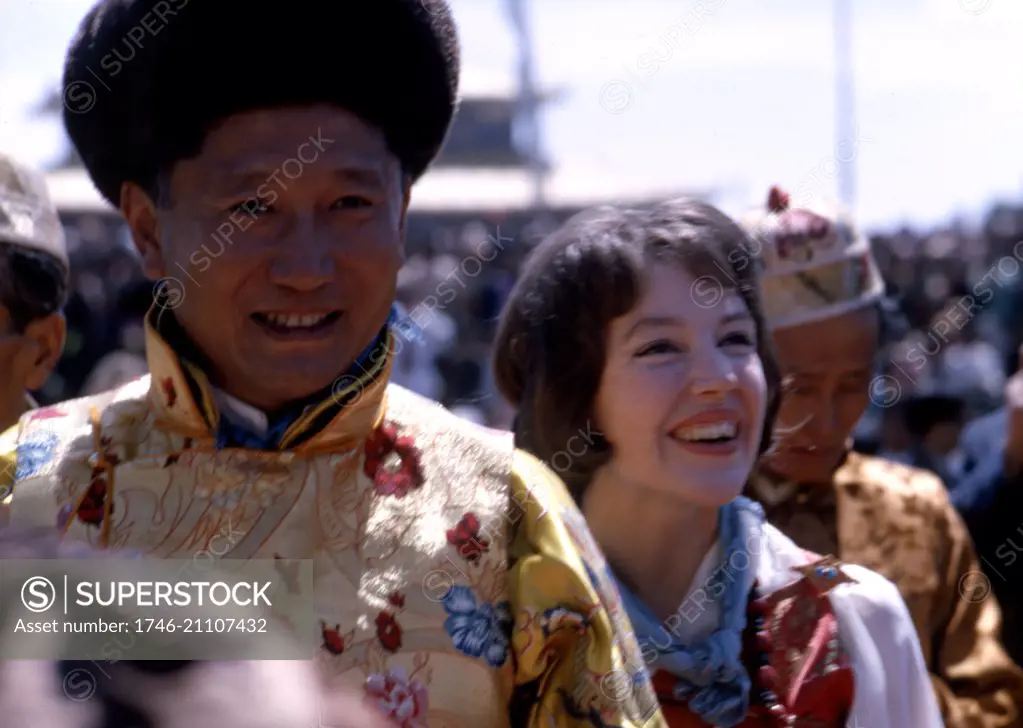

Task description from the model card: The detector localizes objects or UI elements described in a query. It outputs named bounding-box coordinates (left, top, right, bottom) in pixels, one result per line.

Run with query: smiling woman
left=494, top=198, right=943, bottom=726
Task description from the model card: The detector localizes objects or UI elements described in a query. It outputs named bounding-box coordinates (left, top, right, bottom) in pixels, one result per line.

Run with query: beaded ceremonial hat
left=0, top=153, right=68, bottom=268
left=740, top=186, right=883, bottom=330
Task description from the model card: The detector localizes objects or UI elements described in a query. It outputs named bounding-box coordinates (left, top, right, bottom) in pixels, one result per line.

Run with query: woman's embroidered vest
left=652, top=564, right=855, bottom=727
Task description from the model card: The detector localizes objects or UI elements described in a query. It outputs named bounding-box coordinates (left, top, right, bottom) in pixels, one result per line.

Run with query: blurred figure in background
left=0, top=153, right=68, bottom=433
left=743, top=187, right=1023, bottom=727
left=958, top=343, right=1023, bottom=469
left=80, top=278, right=150, bottom=395
left=938, top=317, right=1006, bottom=409
left=872, top=400, right=914, bottom=461
left=0, top=525, right=390, bottom=728
left=950, top=349, right=1023, bottom=666
left=900, top=394, right=971, bottom=487
left=390, top=258, right=456, bottom=401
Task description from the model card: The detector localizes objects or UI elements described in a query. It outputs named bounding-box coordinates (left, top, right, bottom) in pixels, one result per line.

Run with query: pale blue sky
left=1, top=0, right=1021, bottom=229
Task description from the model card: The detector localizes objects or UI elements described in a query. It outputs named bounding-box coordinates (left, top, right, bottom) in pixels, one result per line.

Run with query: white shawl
left=678, top=516, right=943, bottom=727
left=755, top=521, right=943, bottom=727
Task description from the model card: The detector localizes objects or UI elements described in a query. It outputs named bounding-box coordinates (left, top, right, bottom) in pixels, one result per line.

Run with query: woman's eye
left=332, top=195, right=373, bottom=210
left=721, top=332, right=755, bottom=347
left=636, top=340, right=680, bottom=357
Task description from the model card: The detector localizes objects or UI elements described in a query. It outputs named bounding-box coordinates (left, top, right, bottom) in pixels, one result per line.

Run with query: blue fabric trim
left=613, top=497, right=764, bottom=727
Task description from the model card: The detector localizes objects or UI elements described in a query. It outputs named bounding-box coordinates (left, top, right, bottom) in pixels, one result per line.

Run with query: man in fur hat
left=740, top=186, right=1023, bottom=727
left=0, top=2, right=662, bottom=725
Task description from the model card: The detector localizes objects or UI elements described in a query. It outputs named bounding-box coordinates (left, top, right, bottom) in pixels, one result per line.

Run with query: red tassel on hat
left=767, top=186, right=790, bottom=213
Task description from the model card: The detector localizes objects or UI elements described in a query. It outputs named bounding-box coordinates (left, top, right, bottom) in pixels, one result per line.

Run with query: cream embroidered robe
left=1, top=317, right=665, bottom=728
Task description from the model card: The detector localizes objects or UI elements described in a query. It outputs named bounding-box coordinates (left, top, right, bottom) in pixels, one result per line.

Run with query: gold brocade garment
left=0, top=313, right=665, bottom=728
left=748, top=452, right=1023, bottom=728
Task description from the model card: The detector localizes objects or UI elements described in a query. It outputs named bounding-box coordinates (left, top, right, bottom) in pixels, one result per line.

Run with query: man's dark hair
left=493, top=198, right=782, bottom=501
left=0, top=241, right=69, bottom=332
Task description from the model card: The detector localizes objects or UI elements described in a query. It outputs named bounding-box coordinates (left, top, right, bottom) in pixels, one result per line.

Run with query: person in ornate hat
left=0, top=153, right=68, bottom=434
left=741, top=186, right=1023, bottom=727
left=0, top=2, right=663, bottom=725
left=493, top=197, right=942, bottom=726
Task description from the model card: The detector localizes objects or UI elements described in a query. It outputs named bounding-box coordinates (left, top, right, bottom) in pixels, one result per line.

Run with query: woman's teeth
left=672, top=422, right=738, bottom=442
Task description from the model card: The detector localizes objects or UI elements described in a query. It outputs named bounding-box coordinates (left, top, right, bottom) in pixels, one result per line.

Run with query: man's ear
left=120, top=181, right=166, bottom=279
left=20, top=313, right=66, bottom=391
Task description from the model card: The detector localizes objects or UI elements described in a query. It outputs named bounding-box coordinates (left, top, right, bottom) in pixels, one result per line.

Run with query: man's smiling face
left=122, top=105, right=410, bottom=411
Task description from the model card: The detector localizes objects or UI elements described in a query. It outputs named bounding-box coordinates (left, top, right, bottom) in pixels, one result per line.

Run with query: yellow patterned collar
left=143, top=304, right=391, bottom=452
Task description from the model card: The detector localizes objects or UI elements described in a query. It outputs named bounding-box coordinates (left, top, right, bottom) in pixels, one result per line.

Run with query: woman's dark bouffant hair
left=493, top=198, right=782, bottom=502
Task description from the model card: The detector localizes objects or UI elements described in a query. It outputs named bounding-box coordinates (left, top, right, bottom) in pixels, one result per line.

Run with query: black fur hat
left=62, top=0, right=460, bottom=206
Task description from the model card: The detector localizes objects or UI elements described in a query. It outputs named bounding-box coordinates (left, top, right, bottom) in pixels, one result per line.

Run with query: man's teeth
left=266, top=313, right=327, bottom=328
left=673, top=422, right=738, bottom=441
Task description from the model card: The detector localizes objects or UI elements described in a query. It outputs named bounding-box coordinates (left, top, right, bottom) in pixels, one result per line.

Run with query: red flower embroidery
left=365, top=668, right=428, bottom=728
left=446, top=512, right=490, bottom=563
left=77, top=472, right=110, bottom=527
left=320, top=621, right=345, bottom=655
left=388, top=591, right=406, bottom=609
left=161, top=377, right=177, bottom=408
left=375, top=611, right=403, bottom=652
left=363, top=424, right=423, bottom=498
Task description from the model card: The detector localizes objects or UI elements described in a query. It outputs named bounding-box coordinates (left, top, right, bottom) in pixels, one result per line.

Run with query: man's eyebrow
left=207, top=164, right=386, bottom=195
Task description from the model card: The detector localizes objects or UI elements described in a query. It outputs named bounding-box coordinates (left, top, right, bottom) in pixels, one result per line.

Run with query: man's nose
left=267, top=224, right=335, bottom=291
left=809, top=405, right=842, bottom=440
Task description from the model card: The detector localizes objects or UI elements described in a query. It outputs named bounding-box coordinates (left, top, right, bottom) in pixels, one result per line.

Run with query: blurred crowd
left=853, top=203, right=1023, bottom=485
left=47, top=201, right=1023, bottom=455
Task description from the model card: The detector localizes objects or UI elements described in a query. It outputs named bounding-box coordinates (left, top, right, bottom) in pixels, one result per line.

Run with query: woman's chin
left=659, top=476, right=746, bottom=507
left=660, top=456, right=753, bottom=504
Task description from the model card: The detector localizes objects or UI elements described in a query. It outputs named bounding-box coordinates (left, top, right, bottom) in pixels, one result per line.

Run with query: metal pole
left=833, top=0, right=856, bottom=212
left=505, top=0, right=546, bottom=209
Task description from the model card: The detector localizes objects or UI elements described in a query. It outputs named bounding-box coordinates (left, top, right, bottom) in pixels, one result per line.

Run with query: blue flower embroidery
left=441, top=585, right=512, bottom=667
left=15, top=431, right=59, bottom=481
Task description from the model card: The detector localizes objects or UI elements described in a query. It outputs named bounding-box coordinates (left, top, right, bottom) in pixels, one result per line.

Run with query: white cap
left=740, top=186, right=884, bottom=330
left=0, top=153, right=68, bottom=268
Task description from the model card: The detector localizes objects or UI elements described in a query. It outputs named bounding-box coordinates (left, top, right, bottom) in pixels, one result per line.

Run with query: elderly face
left=0, top=302, right=64, bottom=433
left=763, top=306, right=879, bottom=485
left=122, top=105, right=409, bottom=411
left=593, top=263, right=768, bottom=506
